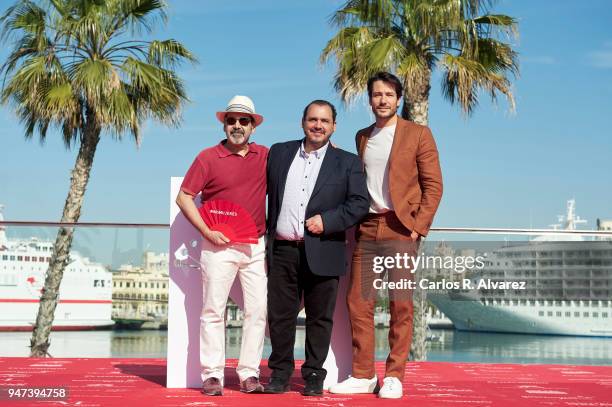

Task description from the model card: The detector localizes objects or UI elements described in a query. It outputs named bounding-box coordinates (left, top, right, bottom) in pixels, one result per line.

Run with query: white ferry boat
left=0, top=206, right=114, bottom=331
left=429, top=200, right=612, bottom=337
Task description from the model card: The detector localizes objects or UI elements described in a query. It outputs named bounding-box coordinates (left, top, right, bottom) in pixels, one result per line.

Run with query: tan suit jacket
left=356, top=116, right=443, bottom=237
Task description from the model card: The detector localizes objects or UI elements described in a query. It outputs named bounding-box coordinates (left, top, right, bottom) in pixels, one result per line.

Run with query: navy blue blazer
left=266, top=140, right=369, bottom=276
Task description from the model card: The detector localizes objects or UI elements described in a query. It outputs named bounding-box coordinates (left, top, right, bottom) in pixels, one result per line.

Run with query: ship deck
left=0, top=357, right=611, bottom=406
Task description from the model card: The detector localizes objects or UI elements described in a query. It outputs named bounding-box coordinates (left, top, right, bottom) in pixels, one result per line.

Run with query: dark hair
left=367, top=72, right=403, bottom=99
left=302, top=99, right=337, bottom=123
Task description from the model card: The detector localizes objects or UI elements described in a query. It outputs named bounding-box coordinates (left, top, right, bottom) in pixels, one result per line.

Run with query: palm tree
left=322, top=0, right=519, bottom=360
left=0, top=0, right=196, bottom=357
left=321, top=0, right=519, bottom=124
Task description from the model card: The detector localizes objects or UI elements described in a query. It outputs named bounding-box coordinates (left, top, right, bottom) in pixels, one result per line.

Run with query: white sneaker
left=329, top=375, right=379, bottom=394
left=378, top=377, right=402, bottom=399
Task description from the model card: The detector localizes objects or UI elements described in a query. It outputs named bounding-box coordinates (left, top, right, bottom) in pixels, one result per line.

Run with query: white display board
left=167, top=177, right=352, bottom=389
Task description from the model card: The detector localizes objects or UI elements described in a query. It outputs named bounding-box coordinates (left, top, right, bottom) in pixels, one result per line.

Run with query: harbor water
left=1, top=328, right=611, bottom=366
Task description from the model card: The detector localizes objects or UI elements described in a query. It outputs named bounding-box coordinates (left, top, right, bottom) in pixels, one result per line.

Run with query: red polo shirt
left=181, top=141, right=268, bottom=236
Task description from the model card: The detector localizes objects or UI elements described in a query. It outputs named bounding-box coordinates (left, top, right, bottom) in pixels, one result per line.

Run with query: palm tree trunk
left=410, top=275, right=428, bottom=361
left=401, top=67, right=431, bottom=126
left=30, top=117, right=101, bottom=357
left=401, top=67, right=432, bottom=362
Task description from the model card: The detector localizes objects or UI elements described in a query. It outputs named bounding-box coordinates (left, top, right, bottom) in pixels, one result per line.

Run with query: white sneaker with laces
left=329, top=375, right=379, bottom=394
left=378, top=377, right=402, bottom=399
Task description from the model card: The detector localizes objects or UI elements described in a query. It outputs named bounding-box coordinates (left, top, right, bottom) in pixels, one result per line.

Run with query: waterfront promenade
left=1, top=357, right=611, bottom=406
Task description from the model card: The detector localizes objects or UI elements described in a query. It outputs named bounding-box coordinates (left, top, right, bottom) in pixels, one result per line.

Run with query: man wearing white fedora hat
left=176, top=95, right=268, bottom=396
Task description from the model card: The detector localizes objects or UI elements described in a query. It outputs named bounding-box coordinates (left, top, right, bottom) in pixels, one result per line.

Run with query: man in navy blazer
left=264, top=100, right=369, bottom=396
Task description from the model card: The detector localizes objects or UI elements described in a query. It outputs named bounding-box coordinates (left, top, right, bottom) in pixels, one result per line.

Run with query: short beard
left=375, top=108, right=397, bottom=120
left=227, top=131, right=248, bottom=146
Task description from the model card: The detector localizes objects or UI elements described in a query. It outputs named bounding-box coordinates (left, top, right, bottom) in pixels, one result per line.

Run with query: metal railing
left=2, top=220, right=612, bottom=237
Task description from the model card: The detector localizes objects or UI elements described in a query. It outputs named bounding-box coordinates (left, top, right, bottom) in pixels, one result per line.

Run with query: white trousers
left=199, top=236, right=267, bottom=383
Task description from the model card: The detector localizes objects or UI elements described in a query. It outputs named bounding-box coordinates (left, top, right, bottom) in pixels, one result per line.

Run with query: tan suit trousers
left=347, top=212, right=416, bottom=380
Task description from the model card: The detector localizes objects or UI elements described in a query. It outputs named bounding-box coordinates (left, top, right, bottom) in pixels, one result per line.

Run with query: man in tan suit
left=330, top=72, right=443, bottom=399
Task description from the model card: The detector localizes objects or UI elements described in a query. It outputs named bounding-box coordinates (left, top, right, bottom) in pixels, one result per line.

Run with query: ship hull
left=429, top=292, right=612, bottom=337
left=0, top=299, right=114, bottom=331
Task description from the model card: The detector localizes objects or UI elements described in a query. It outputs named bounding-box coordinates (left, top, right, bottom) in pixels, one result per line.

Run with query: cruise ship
left=0, top=206, right=114, bottom=331
left=429, top=200, right=612, bottom=337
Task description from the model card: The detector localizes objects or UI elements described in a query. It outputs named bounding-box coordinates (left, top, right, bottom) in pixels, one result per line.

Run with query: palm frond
left=0, top=1, right=46, bottom=41
left=46, top=82, right=77, bottom=112
left=331, top=0, right=396, bottom=28
left=322, top=26, right=395, bottom=102
left=112, top=0, right=167, bottom=35
left=148, top=39, right=198, bottom=68
left=473, top=37, right=519, bottom=75
left=397, top=52, right=430, bottom=93
left=473, top=14, right=517, bottom=29
left=440, top=52, right=515, bottom=115
left=70, top=58, right=115, bottom=105
left=363, top=35, right=405, bottom=69
left=121, top=57, right=186, bottom=125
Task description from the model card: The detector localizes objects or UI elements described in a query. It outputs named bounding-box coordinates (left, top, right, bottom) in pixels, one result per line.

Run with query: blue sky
left=1, top=0, right=611, bottom=236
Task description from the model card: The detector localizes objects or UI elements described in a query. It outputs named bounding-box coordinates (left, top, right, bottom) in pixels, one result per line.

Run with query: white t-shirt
left=363, top=124, right=395, bottom=213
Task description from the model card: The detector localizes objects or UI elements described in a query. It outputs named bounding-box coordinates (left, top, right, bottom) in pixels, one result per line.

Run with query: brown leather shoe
left=240, top=376, right=264, bottom=393
left=202, top=377, right=223, bottom=396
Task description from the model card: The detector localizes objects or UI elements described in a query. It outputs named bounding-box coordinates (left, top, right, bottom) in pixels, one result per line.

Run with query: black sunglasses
left=225, top=117, right=252, bottom=126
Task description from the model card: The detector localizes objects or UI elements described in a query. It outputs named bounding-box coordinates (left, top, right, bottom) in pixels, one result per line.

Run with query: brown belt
left=364, top=211, right=396, bottom=220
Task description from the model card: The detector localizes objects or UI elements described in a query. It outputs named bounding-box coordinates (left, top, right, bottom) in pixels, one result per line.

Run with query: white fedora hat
left=216, top=95, right=264, bottom=127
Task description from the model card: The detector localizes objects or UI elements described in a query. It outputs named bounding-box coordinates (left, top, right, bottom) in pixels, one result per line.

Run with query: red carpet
left=0, top=358, right=611, bottom=406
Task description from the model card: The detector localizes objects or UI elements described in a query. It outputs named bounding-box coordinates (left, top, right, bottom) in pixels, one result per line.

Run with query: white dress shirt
left=275, top=141, right=329, bottom=240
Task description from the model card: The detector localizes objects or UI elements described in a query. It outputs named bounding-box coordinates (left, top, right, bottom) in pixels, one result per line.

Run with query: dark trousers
left=267, top=242, right=339, bottom=381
